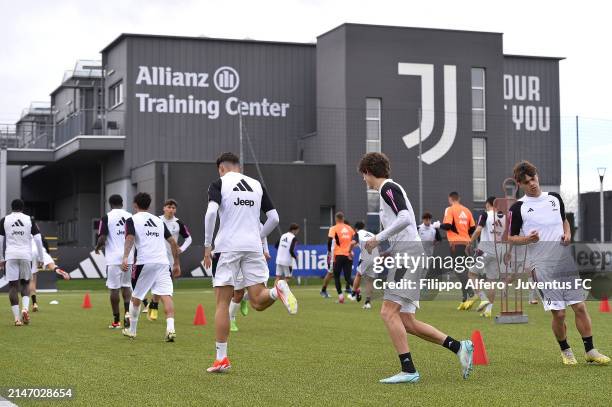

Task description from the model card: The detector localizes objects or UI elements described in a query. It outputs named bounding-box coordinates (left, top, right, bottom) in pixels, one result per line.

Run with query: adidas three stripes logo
left=233, top=179, right=253, bottom=192
left=144, top=219, right=157, bottom=227
left=11, top=219, right=25, bottom=227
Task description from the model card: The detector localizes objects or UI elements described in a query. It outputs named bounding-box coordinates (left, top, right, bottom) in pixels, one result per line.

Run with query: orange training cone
left=82, top=293, right=92, bottom=309
left=471, top=330, right=489, bottom=365
left=600, top=298, right=611, bottom=313
left=193, top=304, right=207, bottom=325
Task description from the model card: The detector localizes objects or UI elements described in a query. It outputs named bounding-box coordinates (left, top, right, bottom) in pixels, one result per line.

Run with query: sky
left=0, top=0, right=610, bottom=199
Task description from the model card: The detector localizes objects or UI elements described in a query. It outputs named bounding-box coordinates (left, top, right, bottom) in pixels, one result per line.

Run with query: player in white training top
left=349, top=221, right=379, bottom=309
left=121, top=192, right=181, bottom=342
left=507, top=161, right=609, bottom=366
left=29, top=235, right=70, bottom=312
left=274, top=223, right=299, bottom=286
left=95, top=194, right=135, bottom=329
left=203, top=152, right=297, bottom=373
left=0, top=199, right=44, bottom=326
left=143, top=198, right=193, bottom=322
left=358, top=152, right=474, bottom=384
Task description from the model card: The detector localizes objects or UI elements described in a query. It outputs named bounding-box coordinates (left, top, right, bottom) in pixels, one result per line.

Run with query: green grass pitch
left=1, top=280, right=610, bottom=406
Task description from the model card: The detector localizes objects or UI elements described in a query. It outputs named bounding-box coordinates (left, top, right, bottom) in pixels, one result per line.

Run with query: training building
left=1, top=23, right=562, bottom=251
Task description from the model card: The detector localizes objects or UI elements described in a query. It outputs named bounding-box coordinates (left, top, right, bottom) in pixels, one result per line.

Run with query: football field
left=1, top=280, right=610, bottom=407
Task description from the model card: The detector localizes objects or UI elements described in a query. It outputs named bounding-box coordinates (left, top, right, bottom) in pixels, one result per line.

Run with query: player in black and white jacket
left=507, top=161, right=609, bottom=366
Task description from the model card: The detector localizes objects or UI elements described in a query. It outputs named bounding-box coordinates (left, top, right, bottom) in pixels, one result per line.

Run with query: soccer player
left=0, top=199, right=44, bottom=325
left=466, top=196, right=504, bottom=317
left=121, top=193, right=181, bottom=342
left=350, top=221, right=378, bottom=309
left=507, top=161, right=609, bottom=366
left=324, top=212, right=355, bottom=303
left=417, top=212, right=441, bottom=257
left=203, top=152, right=297, bottom=373
left=358, top=152, right=473, bottom=384
left=441, top=191, right=477, bottom=310
left=145, top=199, right=193, bottom=321
left=274, top=223, right=299, bottom=286
left=95, top=194, right=134, bottom=329
left=29, top=236, right=70, bottom=311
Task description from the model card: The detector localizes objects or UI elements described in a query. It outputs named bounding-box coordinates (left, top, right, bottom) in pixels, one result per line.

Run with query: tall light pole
left=597, top=167, right=606, bottom=242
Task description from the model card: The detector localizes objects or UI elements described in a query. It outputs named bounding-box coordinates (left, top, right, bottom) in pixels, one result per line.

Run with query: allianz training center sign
left=134, top=65, right=291, bottom=119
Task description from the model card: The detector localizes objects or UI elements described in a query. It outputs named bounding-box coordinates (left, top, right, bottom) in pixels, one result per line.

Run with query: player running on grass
left=350, top=221, right=378, bottom=309
left=29, top=236, right=70, bottom=311
left=322, top=212, right=354, bottom=303
left=0, top=199, right=44, bottom=326
left=121, top=192, right=181, bottom=342
left=274, top=223, right=299, bottom=286
left=507, top=161, right=609, bottom=366
left=358, top=152, right=474, bottom=384
left=203, top=152, right=297, bottom=373
left=144, top=199, right=193, bottom=321
left=95, top=194, right=134, bottom=329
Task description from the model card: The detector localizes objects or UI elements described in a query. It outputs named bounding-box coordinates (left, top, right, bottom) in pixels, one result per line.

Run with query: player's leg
left=243, top=251, right=297, bottom=314
left=123, top=264, right=158, bottom=338
left=29, top=272, right=38, bottom=312
left=120, top=270, right=132, bottom=328
left=148, top=293, right=161, bottom=321
left=151, top=265, right=176, bottom=341
left=160, top=294, right=176, bottom=342
left=18, top=261, right=32, bottom=324
left=400, top=310, right=473, bottom=379
left=550, top=308, right=576, bottom=365
left=8, top=279, right=22, bottom=325
left=320, top=270, right=332, bottom=298
left=229, top=288, right=244, bottom=332
left=208, top=285, right=234, bottom=372
left=364, top=275, right=374, bottom=308
left=378, top=300, right=419, bottom=383
left=342, top=257, right=353, bottom=298
left=106, top=265, right=123, bottom=328
left=332, top=257, right=344, bottom=302
left=352, top=273, right=362, bottom=301
left=570, top=302, right=610, bottom=365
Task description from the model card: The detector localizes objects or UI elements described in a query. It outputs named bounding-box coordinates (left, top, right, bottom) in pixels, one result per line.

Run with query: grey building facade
left=2, top=23, right=562, bottom=249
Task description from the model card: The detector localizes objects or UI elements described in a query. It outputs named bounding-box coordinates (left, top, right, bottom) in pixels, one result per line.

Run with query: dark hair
left=289, top=223, right=300, bottom=232
left=354, top=221, right=365, bottom=230
left=164, top=198, right=178, bottom=207
left=422, top=212, right=432, bottom=220
left=108, top=194, right=123, bottom=208
left=486, top=196, right=496, bottom=207
left=513, top=160, right=538, bottom=184
left=335, top=212, right=344, bottom=221
left=133, top=192, right=152, bottom=210
left=358, top=152, right=390, bottom=178
left=11, top=199, right=24, bottom=211
left=449, top=191, right=459, bottom=200
left=216, top=152, right=240, bottom=168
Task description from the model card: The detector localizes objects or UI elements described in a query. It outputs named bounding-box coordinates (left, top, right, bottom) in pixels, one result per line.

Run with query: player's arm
left=262, top=234, right=271, bottom=260
left=550, top=192, right=571, bottom=244
left=434, top=228, right=442, bottom=245
left=289, top=237, right=298, bottom=259
left=507, top=202, right=538, bottom=246
left=165, top=224, right=181, bottom=277
left=468, top=211, right=476, bottom=236
left=95, top=215, right=109, bottom=254
left=259, top=187, right=279, bottom=238
left=122, top=218, right=136, bottom=271
left=371, top=183, right=411, bottom=247
left=349, top=232, right=359, bottom=251
left=32, top=222, right=44, bottom=263
left=468, top=213, right=486, bottom=246
left=204, top=179, right=222, bottom=268
left=0, top=217, right=5, bottom=267
left=440, top=207, right=454, bottom=231
left=177, top=220, right=192, bottom=253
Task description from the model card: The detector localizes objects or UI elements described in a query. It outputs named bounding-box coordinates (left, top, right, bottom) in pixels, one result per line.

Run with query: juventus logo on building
left=144, top=218, right=157, bottom=227
left=233, top=179, right=253, bottom=192
left=398, top=63, right=457, bottom=164
left=11, top=219, right=25, bottom=227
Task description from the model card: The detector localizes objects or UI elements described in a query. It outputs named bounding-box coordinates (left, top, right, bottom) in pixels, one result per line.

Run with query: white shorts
left=275, top=264, right=292, bottom=277
left=152, top=266, right=174, bottom=296
left=213, top=251, right=269, bottom=289
left=106, top=265, right=133, bottom=289
left=31, top=252, right=54, bottom=275
left=471, top=253, right=503, bottom=280
left=384, top=293, right=419, bottom=314
left=131, top=264, right=167, bottom=300
left=538, top=287, right=587, bottom=311
left=5, top=259, right=32, bottom=281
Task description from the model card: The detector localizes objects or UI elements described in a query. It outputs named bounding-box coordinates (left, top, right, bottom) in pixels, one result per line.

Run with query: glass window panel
left=366, top=121, right=380, bottom=141
left=471, top=68, right=484, bottom=88
left=366, top=98, right=380, bottom=119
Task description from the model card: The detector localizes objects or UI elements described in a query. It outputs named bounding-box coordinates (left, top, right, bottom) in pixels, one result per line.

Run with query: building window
left=472, top=138, right=487, bottom=202
left=471, top=68, right=485, bottom=131
left=109, top=81, right=123, bottom=109
left=319, top=206, right=334, bottom=230
left=366, top=98, right=381, bottom=153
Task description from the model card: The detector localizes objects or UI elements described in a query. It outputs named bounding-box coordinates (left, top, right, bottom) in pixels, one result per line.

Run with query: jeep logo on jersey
left=398, top=63, right=457, bottom=165
left=145, top=230, right=160, bottom=237
left=233, top=179, right=253, bottom=192
left=234, top=198, right=255, bottom=207
left=12, top=230, right=25, bottom=236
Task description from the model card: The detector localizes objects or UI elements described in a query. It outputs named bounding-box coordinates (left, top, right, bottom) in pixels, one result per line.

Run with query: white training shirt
left=160, top=215, right=192, bottom=266
left=98, top=208, right=134, bottom=266
left=417, top=223, right=440, bottom=256
left=276, top=231, right=297, bottom=267
left=476, top=209, right=506, bottom=255
left=377, top=179, right=421, bottom=252
left=0, top=212, right=43, bottom=261
left=354, top=228, right=378, bottom=272
left=207, top=171, right=275, bottom=253
left=125, top=212, right=171, bottom=266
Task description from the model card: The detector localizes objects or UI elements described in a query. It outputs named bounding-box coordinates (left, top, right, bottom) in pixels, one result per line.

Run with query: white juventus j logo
left=398, top=63, right=457, bottom=165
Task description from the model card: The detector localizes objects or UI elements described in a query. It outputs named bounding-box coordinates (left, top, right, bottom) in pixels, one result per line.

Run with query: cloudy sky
left=1, top=0, right=610, bottom=196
